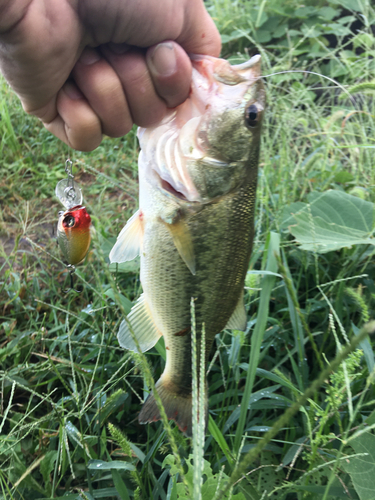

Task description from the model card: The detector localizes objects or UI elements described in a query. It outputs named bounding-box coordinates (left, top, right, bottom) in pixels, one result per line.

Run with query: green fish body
left=110, top=54, right=265, bottom=436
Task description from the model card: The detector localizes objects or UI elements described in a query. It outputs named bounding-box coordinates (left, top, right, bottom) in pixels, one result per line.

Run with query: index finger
left=79, top=0, right=221, bottom=56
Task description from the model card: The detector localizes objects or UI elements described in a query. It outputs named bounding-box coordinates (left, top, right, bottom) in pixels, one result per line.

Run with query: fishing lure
left=55, top=160, right=92, bottom=292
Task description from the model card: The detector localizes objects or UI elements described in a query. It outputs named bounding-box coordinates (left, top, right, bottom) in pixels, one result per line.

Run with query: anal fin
left=118, top=293, right=162, bottom=352
left=164, top=219, right=196, bottom=275
left=109, top=210, right=143, bottom=263
left=225, top=289, right=247, bottom=331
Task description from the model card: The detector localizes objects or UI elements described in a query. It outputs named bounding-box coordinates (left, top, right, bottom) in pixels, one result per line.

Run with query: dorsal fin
left=118, top=293, right=162, bottom=352
left=109, top=210, right=143, bottom=263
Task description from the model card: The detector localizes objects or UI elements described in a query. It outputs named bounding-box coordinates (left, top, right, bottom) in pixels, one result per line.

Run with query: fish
left=57, top=205, right=92, bottom=266
left=110, top=53, right=265, bottom=436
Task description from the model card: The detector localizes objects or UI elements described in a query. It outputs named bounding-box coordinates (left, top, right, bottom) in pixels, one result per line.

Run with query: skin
left=0, top=0, right=221, bottom=151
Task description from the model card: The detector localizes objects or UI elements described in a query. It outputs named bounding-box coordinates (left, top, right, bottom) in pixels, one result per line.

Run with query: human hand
left=0, top=0, right=220, bottom=151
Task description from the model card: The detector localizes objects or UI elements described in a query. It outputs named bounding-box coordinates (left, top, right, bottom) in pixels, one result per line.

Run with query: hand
left=0, top=0, right=221, bottom=151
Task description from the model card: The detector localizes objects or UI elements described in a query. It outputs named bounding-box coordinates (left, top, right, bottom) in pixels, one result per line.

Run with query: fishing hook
left=63, top=265, right=83, bottom=294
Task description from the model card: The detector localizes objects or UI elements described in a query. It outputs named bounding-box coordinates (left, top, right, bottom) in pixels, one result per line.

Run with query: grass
left=1, top=0, right=375, bottom=498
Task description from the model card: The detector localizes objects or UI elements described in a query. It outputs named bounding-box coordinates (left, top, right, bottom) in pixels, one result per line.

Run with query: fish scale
left=110, top=53, right=265, bottom=436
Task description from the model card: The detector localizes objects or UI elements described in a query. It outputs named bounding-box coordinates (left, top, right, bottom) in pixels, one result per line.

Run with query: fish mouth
left=138, top=54, right=262, bottom=204
left=160, top=177, right=188, bottom=201
left=138, top=116, right=203, bottom=203
left=152, top=167, right=199, bottom=204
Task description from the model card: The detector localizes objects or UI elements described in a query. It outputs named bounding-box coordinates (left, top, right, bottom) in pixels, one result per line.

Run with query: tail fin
left=138, top=377, right=207, bottom=437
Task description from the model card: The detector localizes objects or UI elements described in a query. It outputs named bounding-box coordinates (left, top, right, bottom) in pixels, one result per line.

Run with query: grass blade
left=208, top=416, right=234, bottom=467
left=216, top=321, right=375, bottom=499
left=280, top=251, right=308, bottom=387
left=234, top=231, right=280, bottom=454
left=111, top=470, right=131, bottom=500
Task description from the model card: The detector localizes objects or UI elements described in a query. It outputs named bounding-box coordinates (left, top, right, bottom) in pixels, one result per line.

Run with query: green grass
left=1, top=0, right=375, bottom=498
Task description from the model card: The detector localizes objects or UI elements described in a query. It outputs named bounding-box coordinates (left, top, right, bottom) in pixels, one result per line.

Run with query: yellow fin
left=165, top=220, right=196, bottom=275
left=109, top=210, right=143, bottom=263
left=118, top=293, right=162, bottom=352
left=225, top=289, right=247, bottom=331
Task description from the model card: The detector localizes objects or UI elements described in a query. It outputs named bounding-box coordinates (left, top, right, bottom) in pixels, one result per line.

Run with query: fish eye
left=245, top=104, right=260, bottom=128
left=64, top=215, right=75, bottom=228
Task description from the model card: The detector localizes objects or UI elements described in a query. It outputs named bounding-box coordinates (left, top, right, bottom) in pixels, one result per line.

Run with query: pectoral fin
left=164, top=220, right=196, bottom=275
left=225, top=290, right=247, bottom=331
left=109, top=210, right=143, bottom=263
left=118, top=293, right=162, bottom=352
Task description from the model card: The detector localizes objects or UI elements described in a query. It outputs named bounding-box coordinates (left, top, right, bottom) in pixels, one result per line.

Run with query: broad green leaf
left=162, top=454, right=247, bottom=499
left=40, top=450, right=58, bottom=495
left=250, top=451, right=285, bottom=498
left=366, top=410, right=375, bottom=427
left=344, top=433, right=375, bottom=500
left=330, top=0, right=363, bottom=11
left=255, top=30, right=272, bottom=43
left=334, top=170, right=354, bottom=184
left=221, top=29, right=247, bottom=44
left=281, top=190, right=375, bottom=253
left=318, top=6, right=338, bottom=20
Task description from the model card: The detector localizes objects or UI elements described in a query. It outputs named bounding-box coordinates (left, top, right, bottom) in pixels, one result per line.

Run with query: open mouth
left=160, top=178, right=188, bottom=201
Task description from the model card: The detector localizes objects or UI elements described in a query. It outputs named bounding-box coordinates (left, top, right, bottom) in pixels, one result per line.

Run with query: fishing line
left=75, top=158, right=138, bottom=201
left=54, top=147, right=92, bottom=293
left=261, top=69, right=354, bottom=101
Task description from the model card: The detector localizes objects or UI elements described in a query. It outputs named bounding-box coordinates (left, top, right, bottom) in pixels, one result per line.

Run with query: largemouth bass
left=110, top=54, right=265, bottom=436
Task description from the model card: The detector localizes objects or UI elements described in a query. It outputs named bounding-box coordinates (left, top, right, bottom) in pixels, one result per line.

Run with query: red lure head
left=57, top=205, right=92, bottom=266
left=61, top=205, right=91, bottom=230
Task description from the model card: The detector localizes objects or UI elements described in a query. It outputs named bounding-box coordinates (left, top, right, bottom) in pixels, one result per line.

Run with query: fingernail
left=148, top=42, right=176, bottom=77
left=79, top=48, right=101, bottom=65
left=64, top=81, right=83, bottom=100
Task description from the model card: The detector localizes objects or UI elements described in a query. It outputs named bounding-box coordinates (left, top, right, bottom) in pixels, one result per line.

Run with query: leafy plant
left=281, top=190, right=375, bottom=253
